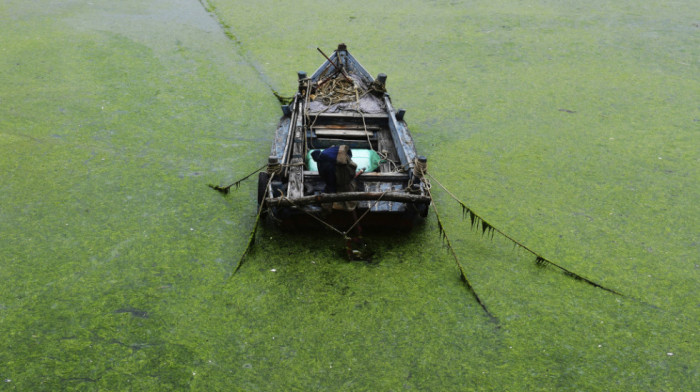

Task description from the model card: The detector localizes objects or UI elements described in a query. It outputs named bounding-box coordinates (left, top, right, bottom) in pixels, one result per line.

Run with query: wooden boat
left=260, top=44, right=431, bottom=230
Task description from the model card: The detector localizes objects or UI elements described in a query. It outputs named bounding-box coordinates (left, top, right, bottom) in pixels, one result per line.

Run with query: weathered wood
left=362, top=182, right=405, bottom=212
left=376, top=129, right=396, bottom=173
left=287, top=126, right=305, bottom=199
left=286, top=95, right=305, bottom=198
left=306, top=111, right=388, bottom=119
left=313, top=124, right=380, bottom=130
left=309, top=138, right=373, bottom=150
left=303, top=171, right=409, bottom=181
left=310, top=44, right=373, bottom=83
left=264, top=192, right=431, bottom=208
left=272, top=117, right=292, bottom=159
left=385, top=94, right=417, bottom=168
left=281, top=94, right=300, bottom=177
left=314, top=129, right=375, bottom=138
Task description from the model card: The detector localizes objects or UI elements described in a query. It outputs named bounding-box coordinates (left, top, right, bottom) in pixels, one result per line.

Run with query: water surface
left=1, top=0, right=697, bottom=390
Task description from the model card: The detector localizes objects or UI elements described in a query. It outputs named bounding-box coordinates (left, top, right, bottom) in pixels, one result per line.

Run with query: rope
left=413, top=157, right=428, bottom=180
left=343, top=190, right=389, bottom=234
left=359, top=108, right=374, bottom=152
left=408, top=157, right=431, bottom=190
left=267, top=161, right=282, bottom=175
left=208, top=163, right=269, bottom=194
left=426, top=171, right=625, bottom=296
left=229, top=172, right=275, bottom=277
left=281, top=195, right=348, bottom=238
left=348, top=84, right=378, bottom=154
left=428, top=187, right=496, bottom=320
left=274, top=190, right=390, bottom=240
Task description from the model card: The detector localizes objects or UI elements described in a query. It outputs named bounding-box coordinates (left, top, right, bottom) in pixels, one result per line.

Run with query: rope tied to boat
left=413, top=157, right=428, bottom=180
left=271, top=190, right=390, bottom=241
left=266, top=161, right=282, bottom=175
left=407, top=156, right=430, bottom=192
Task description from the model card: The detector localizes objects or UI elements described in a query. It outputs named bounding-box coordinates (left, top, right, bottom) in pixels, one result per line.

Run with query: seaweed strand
left=208, top=164, right=267, bottom=194
left=427, top=172, right=623, bottom=296
left=429, top=190, right=497, bottom=321
left=228, top=173, right=275, bottom=279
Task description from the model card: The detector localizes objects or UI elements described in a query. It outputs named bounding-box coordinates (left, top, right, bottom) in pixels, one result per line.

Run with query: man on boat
left=311, top=145, right=368, bottom=259
left=310, top=145, right=364, bottom=210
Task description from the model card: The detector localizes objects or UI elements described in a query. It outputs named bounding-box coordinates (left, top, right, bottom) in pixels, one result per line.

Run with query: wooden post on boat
left=396, top=109, right=406, bottom=121
left=297, top=71, right=307, bottom=93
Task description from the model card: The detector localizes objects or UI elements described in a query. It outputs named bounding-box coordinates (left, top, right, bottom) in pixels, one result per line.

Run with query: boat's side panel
left=384, top=95, right=417, bottom=168
left=272, top=116, right=291, bottom=158
left=339, top=50, right=374, bottom=82
left=286, top=102, right=306, bottom=199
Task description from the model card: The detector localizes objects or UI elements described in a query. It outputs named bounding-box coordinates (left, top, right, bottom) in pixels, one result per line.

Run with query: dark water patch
left=114, top=307, right=149, bottom=318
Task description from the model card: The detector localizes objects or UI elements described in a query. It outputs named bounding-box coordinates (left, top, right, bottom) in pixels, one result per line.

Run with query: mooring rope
left=279, top=195, right=348, bottom=238
left=407, top=157, right=431, bottom=190
left=208, top=164, right=268, bottom=194
left=275, top=190, right=390, bottom=240
left=228, top=172, right=276, bottom=278
left=343, top=190, right=389, bottom=235
left=267, top=161, right=282, bottom=175
left=428, top=187, right=496, bottom=320
left=413, top=157, right=428, bottom=181
left=426, top=171, right=624, bottom=296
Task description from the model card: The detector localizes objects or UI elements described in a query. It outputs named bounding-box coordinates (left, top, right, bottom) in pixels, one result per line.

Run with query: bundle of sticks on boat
left=313, top=76, right=360, bottom=105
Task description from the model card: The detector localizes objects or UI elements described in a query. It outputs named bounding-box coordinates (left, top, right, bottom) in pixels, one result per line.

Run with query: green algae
left=1, top=0, right=698, bottom=390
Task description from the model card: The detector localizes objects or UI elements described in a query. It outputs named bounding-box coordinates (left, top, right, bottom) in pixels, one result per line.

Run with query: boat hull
left=259, top=44, right=430, bottom=231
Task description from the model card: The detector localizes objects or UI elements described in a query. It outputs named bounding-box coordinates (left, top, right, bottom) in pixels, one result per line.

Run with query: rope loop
left=267, top=162, right=282, bottom=175
left=413, top=157, right=428, bottom=180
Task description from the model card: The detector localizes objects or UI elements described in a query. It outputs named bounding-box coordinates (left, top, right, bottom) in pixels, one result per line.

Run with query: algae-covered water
left=1, top=0, right=698, bottom=390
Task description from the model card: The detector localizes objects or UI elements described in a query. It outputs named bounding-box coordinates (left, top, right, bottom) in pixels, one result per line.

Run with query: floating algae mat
left=1, top=0, right=698, bottom=390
